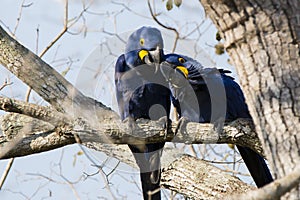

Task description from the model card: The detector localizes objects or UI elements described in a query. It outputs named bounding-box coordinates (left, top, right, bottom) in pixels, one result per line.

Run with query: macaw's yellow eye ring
left=140, top=38, right=145, bottom=46
left=178, top=57, right=185, bottom=63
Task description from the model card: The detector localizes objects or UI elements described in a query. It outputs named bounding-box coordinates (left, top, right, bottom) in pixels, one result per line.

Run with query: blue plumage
left=115, top=27, right=170, bottom=200
left=162, top=53, right=273, bottom=187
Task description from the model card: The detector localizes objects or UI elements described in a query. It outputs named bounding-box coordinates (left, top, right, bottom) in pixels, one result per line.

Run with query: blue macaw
left=160, top=53, right=273, bottom=187
left=114, top=26, right=170, bottom=200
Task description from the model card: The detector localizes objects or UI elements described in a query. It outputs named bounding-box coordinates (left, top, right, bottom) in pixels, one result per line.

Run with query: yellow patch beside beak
left=176, top=66, right=189, bottom=78
left=138, top=50, right=149, bottom=61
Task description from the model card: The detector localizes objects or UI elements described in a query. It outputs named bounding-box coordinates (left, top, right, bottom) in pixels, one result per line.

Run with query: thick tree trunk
left=199, top=0, right=300, bottom=198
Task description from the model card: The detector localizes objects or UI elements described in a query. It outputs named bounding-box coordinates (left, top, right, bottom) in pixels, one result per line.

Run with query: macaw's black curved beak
left=148, top=46, right=161, bottom=73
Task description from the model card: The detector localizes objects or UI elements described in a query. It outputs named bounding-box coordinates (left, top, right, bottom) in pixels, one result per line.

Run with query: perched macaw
left=161, top=53, right=273, bottom=187
left=114, top=26, right=170, bottom=200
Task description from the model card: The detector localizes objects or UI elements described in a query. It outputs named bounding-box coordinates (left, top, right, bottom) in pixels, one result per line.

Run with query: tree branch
left=0, top=108, right=263, bottom=160
left=0, top=25, right=114, bottom=121
left=161, top=155, right=255, bottom=199
left=0, top=96, right=68, bottom=126
left=228, top=163, right=300, bottom=200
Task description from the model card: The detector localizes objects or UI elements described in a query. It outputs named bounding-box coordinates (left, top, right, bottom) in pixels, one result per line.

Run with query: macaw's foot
left=212, top=117, right=225, bottom=134
left=175, top=116, right=190, bottom=136
left=123, top=117, right=140, bottom=136
left=157, top=116, right=171, bottom=139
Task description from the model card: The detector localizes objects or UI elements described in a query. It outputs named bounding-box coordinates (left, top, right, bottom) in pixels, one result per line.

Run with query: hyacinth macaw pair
left=114, top=26, right=273, bottom=200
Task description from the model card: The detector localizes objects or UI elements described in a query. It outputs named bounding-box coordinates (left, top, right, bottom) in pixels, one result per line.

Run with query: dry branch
left=0, top=106, right=263, bottom=159
left=161, top=155, right=255, bottom=199
left=227, top=163, right=300, bottom=200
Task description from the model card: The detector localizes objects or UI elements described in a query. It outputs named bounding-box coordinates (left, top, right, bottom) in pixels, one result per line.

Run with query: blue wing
left=221, top=73, right=251, bottom=120
left=162, top=53, right=273, bottom=187
left=115, top=52, right=171, bottom=200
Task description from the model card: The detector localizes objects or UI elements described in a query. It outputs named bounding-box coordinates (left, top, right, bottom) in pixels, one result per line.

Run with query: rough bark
left=199, top=0, right=300, bottom=198
left=0, top=109, right=263, bottom=159
left=0, top=111, right=264, bottom=198
left=164, top=156, right=300, bottom=200
left=161, top=155, right=255, bottom=199
left=228, top=163, right=300, bottom=200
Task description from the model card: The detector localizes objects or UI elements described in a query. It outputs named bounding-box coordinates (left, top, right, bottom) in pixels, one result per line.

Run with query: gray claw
left=212, top=117, right=225, bottom=134
left=123, top=117, right=138, bottom=135
left=175, top=117, right=190, bottom=136
left=157, top=116, right=171, bottom=139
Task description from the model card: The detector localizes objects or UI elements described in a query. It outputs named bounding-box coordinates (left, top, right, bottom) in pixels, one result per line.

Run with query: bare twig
left=147, top=0, right=179, bottom=52
left=188, top=145, right=198, bottom=157
left=24, top=88, right=31, bottom=103
left=111, top=1, right=151, bottom=19
left=55, top=150, right=81, bottom=200
left=25, top=0, right=69, bottom=101
left=79, top=145, right=117, bottom=200
left=0, top=78, right=14, bottom=191
left=0, top=158, right=14, bottom=190
left=0, top=79, right=13, bottom=91
left=102, top=29, right=126, bottom=44
left=12, top=0, right=26, bottom=36
left=39, top=0, right=69, bottom=58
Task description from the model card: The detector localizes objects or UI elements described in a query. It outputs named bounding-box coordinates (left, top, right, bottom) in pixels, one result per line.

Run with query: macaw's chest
left=128, top=83, right=171, bottom=120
